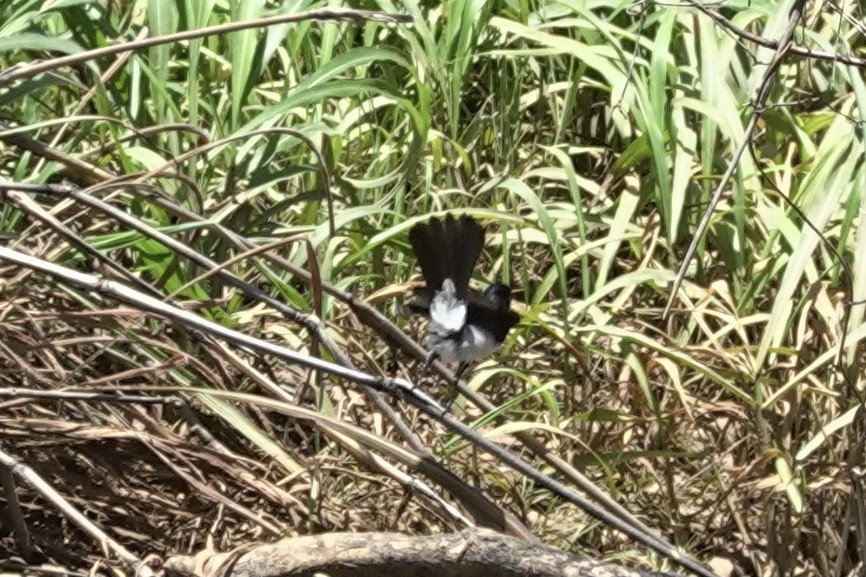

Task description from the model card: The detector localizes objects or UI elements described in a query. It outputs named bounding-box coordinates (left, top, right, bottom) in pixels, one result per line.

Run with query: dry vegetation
left=1, top=1, right=866, bottom=576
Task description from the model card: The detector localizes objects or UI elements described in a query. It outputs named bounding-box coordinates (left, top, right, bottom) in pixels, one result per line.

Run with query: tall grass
left=1, top=0, right=865, bottom=575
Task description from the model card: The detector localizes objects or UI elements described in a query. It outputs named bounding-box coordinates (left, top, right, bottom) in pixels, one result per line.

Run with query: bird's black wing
left=465, top=292, right=521, bottom=342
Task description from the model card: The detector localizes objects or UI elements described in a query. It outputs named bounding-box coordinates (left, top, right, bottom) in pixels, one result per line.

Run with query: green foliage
left=2, top=0, right=865, bottom=574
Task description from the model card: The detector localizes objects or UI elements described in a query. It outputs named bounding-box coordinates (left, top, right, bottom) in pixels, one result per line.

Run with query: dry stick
left=78, top=123, right=212, bottom=166
left=0, top=447, right=156, bottom=577
left=0, top=8, right=412, bottom=86
left=0, top=246, right=718, bottom=577
left=0, top=388, right=178, bottom=405
left=164, top=528, right=636, bottom=577
left=663, top=0, right=806, bottom=320
left=0, top=125, right=114, bottom=186
left=167, top=235, right=303, bottom=301
left=2, top=125, right=333, bottom=233
left=681, top=0, right=866, bottom=67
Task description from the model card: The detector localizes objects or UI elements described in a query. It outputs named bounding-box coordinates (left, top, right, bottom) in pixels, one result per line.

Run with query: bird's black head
left=483, top=283, right=512, bottom=313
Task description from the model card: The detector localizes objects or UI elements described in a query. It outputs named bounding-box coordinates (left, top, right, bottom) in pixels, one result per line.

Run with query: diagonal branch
left=664, top=0, right=808, bottom=319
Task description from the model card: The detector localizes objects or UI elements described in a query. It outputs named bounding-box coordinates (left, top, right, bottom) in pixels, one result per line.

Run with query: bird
left=407, top=214, right=520, bottom=380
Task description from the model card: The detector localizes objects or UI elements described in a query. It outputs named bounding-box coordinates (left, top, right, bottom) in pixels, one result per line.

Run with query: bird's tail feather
left=409, top=215, right=484, bottom=300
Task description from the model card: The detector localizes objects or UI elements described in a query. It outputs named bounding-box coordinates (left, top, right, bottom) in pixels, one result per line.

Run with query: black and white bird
left=407, top=214, right=520, bottom=379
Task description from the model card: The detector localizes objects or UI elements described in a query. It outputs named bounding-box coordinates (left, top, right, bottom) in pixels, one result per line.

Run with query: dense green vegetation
left=2, top=0, right=865, bottom=575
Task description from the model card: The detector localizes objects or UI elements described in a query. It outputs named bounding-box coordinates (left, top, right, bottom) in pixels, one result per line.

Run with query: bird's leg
left=385, top=346, right=399, bottom=375
left=422, top=349, right=440, bottom=373
left=453, top=361, right=470, bottom=383
left=442, top=360, right=470, bottom=411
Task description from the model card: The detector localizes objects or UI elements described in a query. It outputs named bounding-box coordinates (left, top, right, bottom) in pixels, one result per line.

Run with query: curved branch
left=164, top=528, right=672, bottom=577
left=683, top=0, right=866, bottom=68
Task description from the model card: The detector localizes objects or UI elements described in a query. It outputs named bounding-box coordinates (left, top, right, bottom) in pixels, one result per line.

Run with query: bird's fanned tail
left=408, top=214, right=484, bottom=302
